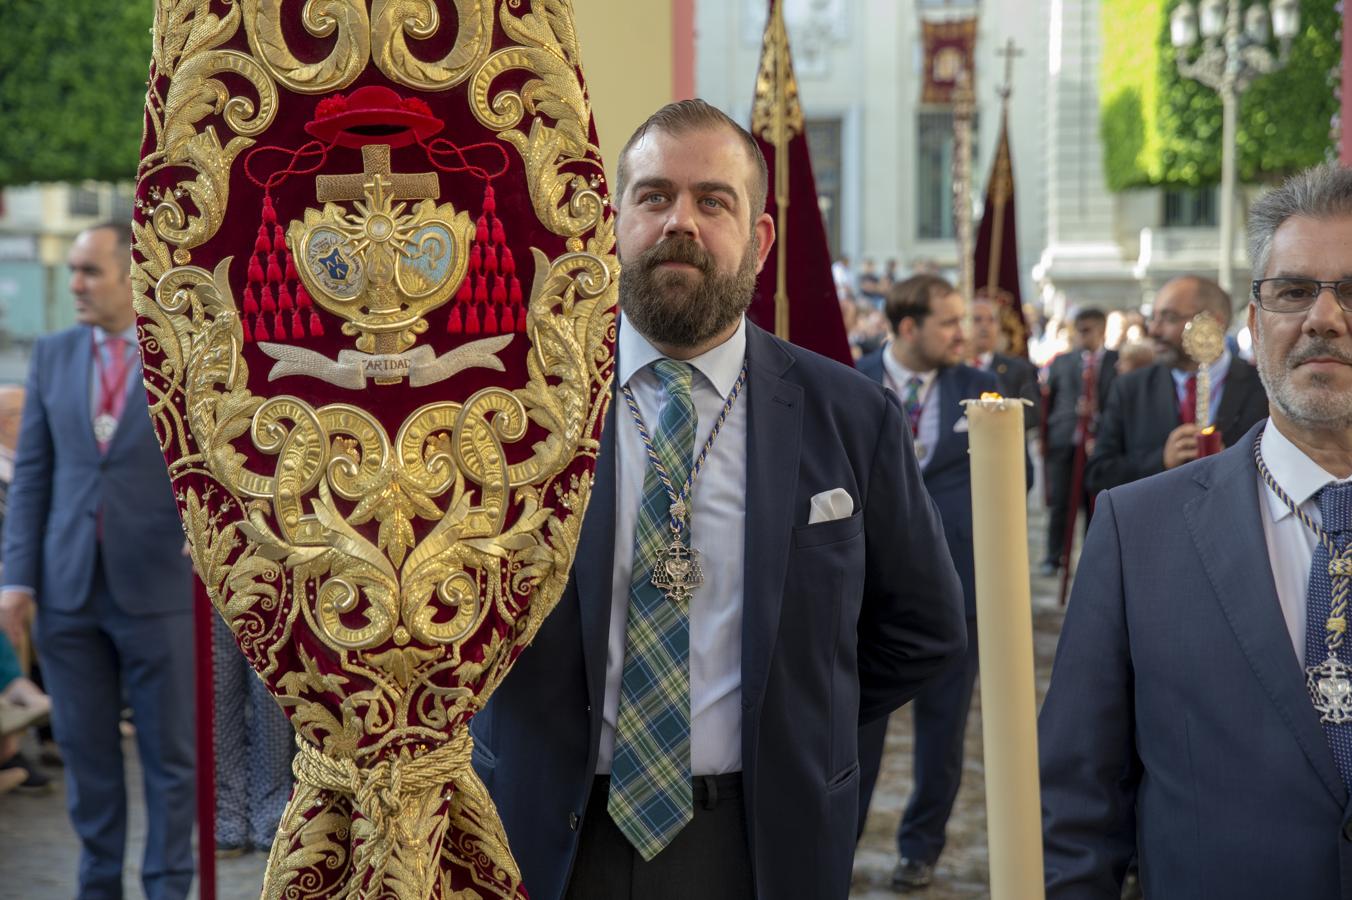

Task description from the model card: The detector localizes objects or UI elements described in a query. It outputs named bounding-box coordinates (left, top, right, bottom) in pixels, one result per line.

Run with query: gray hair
left=1248, top=163, right=1352, bottom=279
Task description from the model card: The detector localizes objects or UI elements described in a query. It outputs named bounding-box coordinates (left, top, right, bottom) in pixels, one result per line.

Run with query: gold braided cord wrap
left=133, top=2, right=616, bottom=897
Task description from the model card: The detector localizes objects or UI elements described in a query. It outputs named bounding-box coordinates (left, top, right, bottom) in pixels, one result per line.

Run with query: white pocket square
left=808, top=488, right=855, bottom=524
left=952, top=416, right=970, bottom=433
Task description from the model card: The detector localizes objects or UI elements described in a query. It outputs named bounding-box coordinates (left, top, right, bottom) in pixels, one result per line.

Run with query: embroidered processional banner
left=131, top=3, right=616, bottom=897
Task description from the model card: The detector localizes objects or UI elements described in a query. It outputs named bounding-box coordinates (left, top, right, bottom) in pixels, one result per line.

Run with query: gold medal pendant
left=652, top=533, right=703, bottom=606
left=651, top=502, right=703, bottom=605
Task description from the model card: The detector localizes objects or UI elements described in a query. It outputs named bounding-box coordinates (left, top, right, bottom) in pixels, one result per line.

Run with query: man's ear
left=752, top=212, right=775, bottom=274
left=896, top=316, right=917, bottom=343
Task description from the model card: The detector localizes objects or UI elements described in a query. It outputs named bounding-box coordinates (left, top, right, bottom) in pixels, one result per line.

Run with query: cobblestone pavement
left=0, top=486, right=1067, bottom=900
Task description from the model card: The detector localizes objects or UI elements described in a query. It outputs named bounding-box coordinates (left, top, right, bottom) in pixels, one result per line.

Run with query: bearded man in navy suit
left=472, top=100, right=966, bottom=900
left=854, top=274, right=1001, bottom=891
left=1041, top=163, right=1352, bottom=898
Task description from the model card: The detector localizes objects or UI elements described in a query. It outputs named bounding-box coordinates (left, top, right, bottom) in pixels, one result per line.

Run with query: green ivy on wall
left=0, top=0, right=154, bottom=187
left=1101, top=0, right=1339, bottom=191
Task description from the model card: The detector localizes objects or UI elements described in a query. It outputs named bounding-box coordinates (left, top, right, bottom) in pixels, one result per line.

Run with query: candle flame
left=980, top=392, right=1004, bottom=401
left=1201, top=425, right=1216, bottom=435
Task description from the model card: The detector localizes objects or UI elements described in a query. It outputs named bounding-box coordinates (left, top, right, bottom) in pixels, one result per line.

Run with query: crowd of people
left=1, top=94, right=1350, bottom=900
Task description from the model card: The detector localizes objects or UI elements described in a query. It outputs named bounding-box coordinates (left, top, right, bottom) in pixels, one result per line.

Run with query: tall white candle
left=962, top=395, right=1044, bottom=900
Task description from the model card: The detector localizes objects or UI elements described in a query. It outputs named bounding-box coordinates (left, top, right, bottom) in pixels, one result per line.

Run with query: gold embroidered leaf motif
left=241, top=0, right=369, bottom=94
left=371, top=0, right=495, bottom=90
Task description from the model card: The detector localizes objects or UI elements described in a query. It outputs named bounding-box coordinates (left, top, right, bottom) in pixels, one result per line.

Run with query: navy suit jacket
left=1045, top=349, right=1119, bottom=450
left=857, top=352, right=1017, bottom=617
left=1040, top=423, right=1352, bottom=899
left=3, top=325, right=190, bottom=614
left=474, top=323, right=967, bottom=900
left=1085, top=357, right=1269, bottom=496
left=987, top=351, right=1042, bottom=431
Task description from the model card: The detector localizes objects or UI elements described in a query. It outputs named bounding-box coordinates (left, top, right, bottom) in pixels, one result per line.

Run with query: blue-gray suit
left=1040, top=422, right=1352, bottom=898
left=472, top=323, right=967, bottom=900
left=853, top=355, right=1003, bottom=864
left=4, top=324, right=195, bottom=899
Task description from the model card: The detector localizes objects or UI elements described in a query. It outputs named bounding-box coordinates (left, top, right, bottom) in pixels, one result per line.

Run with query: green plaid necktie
left=609, top=358, right=696, bottom=860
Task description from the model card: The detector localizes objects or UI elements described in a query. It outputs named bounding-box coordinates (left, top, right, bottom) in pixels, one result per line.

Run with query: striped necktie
left=901, top=374, right=924, bottom=437
left=608, top=358, right=697, bottom=860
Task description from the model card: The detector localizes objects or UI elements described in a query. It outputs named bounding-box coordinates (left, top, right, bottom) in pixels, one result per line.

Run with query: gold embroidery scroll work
left=132, top=2, right=616, bottom=898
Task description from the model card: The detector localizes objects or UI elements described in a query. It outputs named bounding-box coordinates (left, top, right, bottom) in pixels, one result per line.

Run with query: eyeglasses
left=1251, top=278, right=1352, bottom=313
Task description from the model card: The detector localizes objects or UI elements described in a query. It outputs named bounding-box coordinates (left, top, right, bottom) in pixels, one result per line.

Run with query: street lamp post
left=1170, top=0, right=1300, bottom=293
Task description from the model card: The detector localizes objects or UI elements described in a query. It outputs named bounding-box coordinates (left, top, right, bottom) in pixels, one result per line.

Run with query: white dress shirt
left=1257, top=420, right=1352, bottom=667
left=597, top=314, right=748, bottom=776
left=881, top=344, right=939, bottom=469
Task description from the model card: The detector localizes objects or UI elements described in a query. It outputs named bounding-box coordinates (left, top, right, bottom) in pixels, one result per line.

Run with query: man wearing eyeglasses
left=1085, top=275, right=1268, bottom=496
left=1039, top=163, right=1352, bottom=897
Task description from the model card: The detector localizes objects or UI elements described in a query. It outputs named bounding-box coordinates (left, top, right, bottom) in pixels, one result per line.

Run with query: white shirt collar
left=618, top=312, right=747, bottom=398
left=93, top=323, right=138, bottom=345
left=976, top=351, right=994, bottom=370
left=881, top=342, right=938, bottom=390
left=1172, top=348, right=1232, bottom=386
left=1260, top=419, right=1352, bottom=522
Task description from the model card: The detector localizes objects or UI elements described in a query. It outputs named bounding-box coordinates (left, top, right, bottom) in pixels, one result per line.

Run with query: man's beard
left=1153, top=337, right=1183, bottom=369
left=1255, top=322, right=1352, bottom=429
left=619, top=235, right=759, bottom=351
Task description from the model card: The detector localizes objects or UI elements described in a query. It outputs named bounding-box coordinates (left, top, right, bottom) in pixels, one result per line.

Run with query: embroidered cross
left=315, top=144, right=439, bottom=206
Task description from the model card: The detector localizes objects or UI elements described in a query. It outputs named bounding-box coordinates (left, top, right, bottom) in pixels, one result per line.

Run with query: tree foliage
left=1101, top=0, right=1339, bottom=191
left=0, top=0, right=154, bottom=187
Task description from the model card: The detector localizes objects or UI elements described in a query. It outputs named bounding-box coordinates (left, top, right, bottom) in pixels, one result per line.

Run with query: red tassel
left=499, top=306, right=514, bottom=332
left=242, top=317, right=253, bottom=343
left=277, top=285, right=294, bottom=311
left=483, top=306, right=498, bottom=333
left=501, top=248, right=515, bottom=276
left=470, top=244, right=482, bottom=274
left=291, top=309, right=304, bottom=336
left=261, top=285, right=277, bottom=314
left=474, top=275, right=488, bottom=304
left=482, top=186, right=496, bottom=215
left=309, top=311, right=324, bottom=336
left=273, top=312, right=288, bottom=340
left=267, top=257, right=283, bottom=284
left=248, top=258, right=264, bottom=285
left=296, top=285, right=313, bottom=309
left=491, top=218, right=505, bottom=246
left=475, top=215, right=488, bottom=243
left=485, top=246, right=498, bottom=275
left=273, top=224, right=286, bottom=249
left=254, top=227, right=270, bottom=255
left=262, top=196, right=278, bottom=225
left=447, top=307, right=463, bottom=334
left=509, top=277, right=523, bottom=305
left=243, top=285, right=260, bottom=316
left=465, top=306, right=481, bottom=335
left=254, top=316, right=271, bottom=341
left=285, top=254, right=298, bottom=283
left=516, top=305, right=527, bottom=332
left=456, top=278, right=473, bottom=303
left=491, top=275, right=506, bottom=305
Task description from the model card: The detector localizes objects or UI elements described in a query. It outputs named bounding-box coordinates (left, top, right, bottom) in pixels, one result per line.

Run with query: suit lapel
left=71, top=327, right=99, bottom=457
left=104, top=349, right=146, bottom=457
left=1213, top=357, right=1248, bottom=439
left=576, top=387, right=618, bottom=712
left=1150, top=365, right=1179, bottom=427
left=1185, top=431, right=1347, bottom=805
left=927, top=368, right=963, bottom=470
left=740, top=326, right=802, bottom=714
